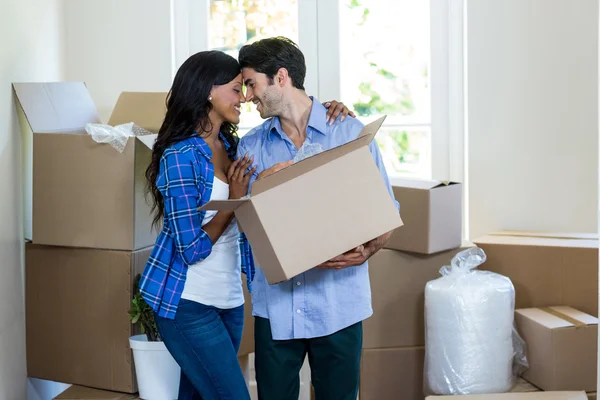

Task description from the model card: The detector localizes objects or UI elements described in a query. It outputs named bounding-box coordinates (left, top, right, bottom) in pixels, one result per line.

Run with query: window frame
left=170, top=0, right=465, bottom=182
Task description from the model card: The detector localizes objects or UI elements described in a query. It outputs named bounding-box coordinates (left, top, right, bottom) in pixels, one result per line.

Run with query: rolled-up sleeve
left=369, top=139, right=400, bottom=212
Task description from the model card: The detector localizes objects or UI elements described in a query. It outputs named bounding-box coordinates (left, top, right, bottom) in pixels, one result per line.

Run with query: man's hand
left=317, top=230, right=393, bottom=270
left=317, top=245, right=369, bottom=270
left=323, top=100, right=356, bottom=125
left=257, top=160, right=293, bottom=180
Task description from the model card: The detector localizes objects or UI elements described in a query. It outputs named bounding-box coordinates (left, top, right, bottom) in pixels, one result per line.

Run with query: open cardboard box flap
left=198, top=115, right=402, bottom=284
left=13, top=82, right=101, bottom=134
left=13, top=82, right=164, bottom=149
left=390, top=177, right=459, bottom=190
left=201, top=115, right=386, bottom=211
left=108, top=91, right=166, bottom=133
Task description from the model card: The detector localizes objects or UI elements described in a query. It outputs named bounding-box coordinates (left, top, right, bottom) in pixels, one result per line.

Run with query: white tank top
left=181, top=177, right=244, bottom=309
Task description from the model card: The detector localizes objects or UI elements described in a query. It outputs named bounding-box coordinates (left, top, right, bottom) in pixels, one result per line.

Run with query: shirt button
left=296, top=309, right=301, bottom=314
left=296, top=281, right=302, bottom=286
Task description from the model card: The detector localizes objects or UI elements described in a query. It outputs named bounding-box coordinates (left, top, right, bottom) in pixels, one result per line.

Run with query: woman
left=139, top=50, right=353, bottom=400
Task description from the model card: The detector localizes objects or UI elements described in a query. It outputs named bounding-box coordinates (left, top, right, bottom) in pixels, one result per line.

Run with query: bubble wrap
left=293, top=141, right=324, bottom=162
left=85, top=122, right=153, bottom=153
left=424, top=247, right=528, bottom=395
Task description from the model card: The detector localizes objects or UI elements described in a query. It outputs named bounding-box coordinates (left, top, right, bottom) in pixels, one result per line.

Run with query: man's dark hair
left=239, top=36, right=306, bottom=90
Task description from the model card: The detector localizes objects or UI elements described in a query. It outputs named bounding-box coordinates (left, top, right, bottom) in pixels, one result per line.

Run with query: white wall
left=63, top=0, right=174, bottom=121
left=0, top=0, right=65, bottom=399
left=467, top=0, right=599, bottom=239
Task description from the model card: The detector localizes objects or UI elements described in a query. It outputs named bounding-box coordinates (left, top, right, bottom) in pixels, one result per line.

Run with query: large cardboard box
left=385, top=179, right=462, bottom=254
left=472, top=232, right=599, bottom=316
left=14, top=82, right=166, bottom=250
left=201, top=116, right=402, bottom=284
left=425, top=392, right=587, bottom=399
left=26, top=243, right=255, bottom=392
left=364, top=247, right=470, bottom=349
left=26, top=243, right=151, bottom=392
left=515, top=306, right=598, bottom=392
left=360, top=347, right=425, bottom=400
left=53, top=385, right=139, bottom=399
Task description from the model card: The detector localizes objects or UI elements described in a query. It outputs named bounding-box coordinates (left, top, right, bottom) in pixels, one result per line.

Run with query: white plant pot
left=130, top=334, right=180, bottom=400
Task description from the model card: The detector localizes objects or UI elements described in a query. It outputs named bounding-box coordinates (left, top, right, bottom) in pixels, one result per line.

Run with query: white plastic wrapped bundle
left=85, top=122, right=154, bottom=153
left=424, top=247, right=526, bottom=395
left=293, top=141, right=323, bottom=162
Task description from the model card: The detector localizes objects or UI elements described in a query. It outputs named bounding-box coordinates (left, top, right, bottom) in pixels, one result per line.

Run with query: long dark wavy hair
left=146, top=51, right=241, bottom=230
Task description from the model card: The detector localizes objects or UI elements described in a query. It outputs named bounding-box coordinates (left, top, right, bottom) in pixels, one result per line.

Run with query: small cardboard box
left=515, top=306, right=598, bottom=392
left=472, top=232, right=599, bottom=316
left=364, top=247, right=471, bottom=349
left=13, top=82, right=165, bottom=250
left=385, top=179, right=462, bottom=254
left=201, top=116, right=402, bottom=284
left=360, top=347, right=425, bottom=400
left=53, top=385, right=139, bottom=399
left=425, top=392, right=588, bottom=399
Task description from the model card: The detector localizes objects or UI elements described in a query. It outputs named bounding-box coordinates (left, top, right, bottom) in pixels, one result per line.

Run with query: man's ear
left=275, top=68, right=289, bottom=87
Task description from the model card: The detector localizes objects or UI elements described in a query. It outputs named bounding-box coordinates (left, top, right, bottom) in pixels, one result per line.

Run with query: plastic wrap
left=85, top=122, right=153, bottom=153
left=293, top=141, right=323, bottom=162
left=424, top=247, right=528, bottom=395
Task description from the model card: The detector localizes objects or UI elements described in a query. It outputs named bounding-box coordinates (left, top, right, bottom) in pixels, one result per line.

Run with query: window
left=175, top=0, right=462, bottom=180
left=207, top=0, right=299, bottom=134
left=338, top=0, right=431, bottom=178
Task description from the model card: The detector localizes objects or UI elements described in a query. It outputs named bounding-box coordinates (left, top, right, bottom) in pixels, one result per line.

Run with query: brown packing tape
left=539, top=307, right=587, bottom=328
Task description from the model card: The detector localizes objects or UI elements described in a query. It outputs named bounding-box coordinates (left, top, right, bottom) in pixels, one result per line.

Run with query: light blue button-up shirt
left=237, top=98, right=399, bottom=340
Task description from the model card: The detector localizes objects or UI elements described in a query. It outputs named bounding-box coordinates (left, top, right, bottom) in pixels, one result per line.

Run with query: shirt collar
left=267, top=96, right=328, bottom=142
left=306, top=97, right=328, bottom=135
left=190, top=132, right=231, bottom=160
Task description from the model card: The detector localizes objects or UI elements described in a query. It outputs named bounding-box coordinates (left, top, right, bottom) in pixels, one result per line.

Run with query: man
left=237, top=37, right=399, bottom=400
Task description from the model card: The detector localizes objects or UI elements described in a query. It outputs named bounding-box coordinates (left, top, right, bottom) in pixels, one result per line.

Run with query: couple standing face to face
left=142, top=36, right=376, bottom=400
left=208, top=36, right=306, bottom=129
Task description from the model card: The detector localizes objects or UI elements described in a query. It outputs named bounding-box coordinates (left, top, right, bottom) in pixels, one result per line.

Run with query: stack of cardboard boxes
left=14, top=82, right=256, bottom=398
left=359, top=179, right=465, bottom=400
left=360, top=179, right=599, bottom=399
left=473, top=233, right=599, bottom=399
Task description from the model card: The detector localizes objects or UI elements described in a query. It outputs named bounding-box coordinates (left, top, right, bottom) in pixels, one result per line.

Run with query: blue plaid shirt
left=139, top=133, right=255, bottom=319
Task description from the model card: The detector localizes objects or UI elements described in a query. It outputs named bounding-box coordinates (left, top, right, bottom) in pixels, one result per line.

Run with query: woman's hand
left=323, top=100, right=356, bottom=125
left=228, top=154, right=256, bottom=199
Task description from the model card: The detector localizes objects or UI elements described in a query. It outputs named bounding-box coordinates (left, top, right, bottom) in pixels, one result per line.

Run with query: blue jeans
left=155, top=299, right=250, bottom=400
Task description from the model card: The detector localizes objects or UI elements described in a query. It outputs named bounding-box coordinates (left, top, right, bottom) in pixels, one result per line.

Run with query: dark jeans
left=155, top=299, right=250, bottom=400
left=254, top=317, right=363, bottom=400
